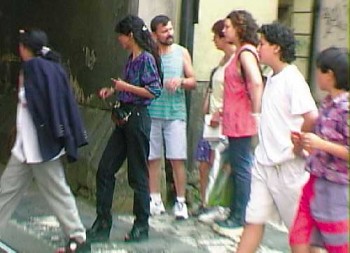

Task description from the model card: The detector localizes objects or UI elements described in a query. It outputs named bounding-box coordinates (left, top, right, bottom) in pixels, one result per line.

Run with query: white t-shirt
left=209, top=54, right=234, bottom=114
left=12, top=85, right=64, bottom=163
left=255, top=64, right=317, bottom=165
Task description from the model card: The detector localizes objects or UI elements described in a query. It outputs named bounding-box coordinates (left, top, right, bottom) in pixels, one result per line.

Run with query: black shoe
left=86, top=216, right=112, bottom=242
left=212, top=217, right=244, bottom=239
left=124, top=225, right=149, bottom=242
left=192, top=205, right=210, bottom=217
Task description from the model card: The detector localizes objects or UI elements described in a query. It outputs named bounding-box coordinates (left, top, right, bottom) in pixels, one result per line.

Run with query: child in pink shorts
left=289, top=47, right=349, bottom=253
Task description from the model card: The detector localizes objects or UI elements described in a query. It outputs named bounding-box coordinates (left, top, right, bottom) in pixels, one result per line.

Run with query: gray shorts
left=149, top=119, right=187, bottom=160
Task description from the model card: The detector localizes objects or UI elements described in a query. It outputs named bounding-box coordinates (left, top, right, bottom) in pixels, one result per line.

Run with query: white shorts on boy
left=245, top=157, right=309, bottom=229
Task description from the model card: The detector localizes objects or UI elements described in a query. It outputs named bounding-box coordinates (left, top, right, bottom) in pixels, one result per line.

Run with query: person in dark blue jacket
left=0, top=29, right=89, bottom=253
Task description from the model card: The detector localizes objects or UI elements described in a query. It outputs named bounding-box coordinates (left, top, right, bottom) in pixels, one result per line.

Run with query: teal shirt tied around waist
left=148, top=44, right=186, bottom=121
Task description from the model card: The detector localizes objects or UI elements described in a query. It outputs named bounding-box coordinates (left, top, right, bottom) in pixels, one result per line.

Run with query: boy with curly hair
left=236, top=23, right=318, bottom=252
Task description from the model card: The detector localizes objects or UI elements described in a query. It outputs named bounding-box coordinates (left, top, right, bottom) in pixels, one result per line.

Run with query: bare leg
left=148, top=159, right=162, bottom=193
left=236, top=223, right=265, bottom=253
left=311, top=247, right=325, bottom=253
left=291, top=245, right=312, bottom=253
left=198, top=161, right=211, bottom=205
left=170, top=160, right=186, bottom=197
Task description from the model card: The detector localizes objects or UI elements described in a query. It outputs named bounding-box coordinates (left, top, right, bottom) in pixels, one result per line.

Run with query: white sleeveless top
left=209, top=54, right=234, bottom=114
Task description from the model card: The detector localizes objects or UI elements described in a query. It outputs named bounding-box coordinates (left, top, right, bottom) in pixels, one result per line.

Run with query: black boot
left=124, top=225, right=149, bottom=242
left=86, top=215, right=112, bottom=242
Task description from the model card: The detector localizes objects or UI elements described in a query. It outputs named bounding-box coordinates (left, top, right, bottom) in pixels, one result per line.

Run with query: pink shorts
left=289, top=175, right=349, bottom=253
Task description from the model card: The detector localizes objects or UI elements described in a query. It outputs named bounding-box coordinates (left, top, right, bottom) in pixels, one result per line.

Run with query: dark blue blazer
left=22, top=57, right=88, bottom=162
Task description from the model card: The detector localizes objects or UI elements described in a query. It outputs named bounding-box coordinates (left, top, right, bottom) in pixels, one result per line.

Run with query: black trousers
left=96, top=105, right=151, bottom=228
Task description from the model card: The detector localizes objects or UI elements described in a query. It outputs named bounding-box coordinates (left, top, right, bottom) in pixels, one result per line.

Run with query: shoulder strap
left=208, top=66, right=218, bottom=90
left=238, top=48, right=259, bottom=83
left=238, top=48, right=266, bottom=99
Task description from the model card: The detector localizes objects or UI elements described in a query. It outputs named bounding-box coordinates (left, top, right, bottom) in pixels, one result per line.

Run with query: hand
left=112, top=78, right=130, bottom=92
left=301, top=132, right=322, bottom=153
left=164, top=78, right=182, bottom=93
left=291, top=131, right=303, bottom=155
left=98, top=87, right=114, bottom=99
left=210, top=111, right=221, bottom=127
left=291, top=131, right=301, bottom=145
left=252, top=113, right=261, bottom=131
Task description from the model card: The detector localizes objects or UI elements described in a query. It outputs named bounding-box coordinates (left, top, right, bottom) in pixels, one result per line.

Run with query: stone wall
left=0, top=0, right=200, bottom=213
left=192, top=0, right=278, bottom=81
left=0, top=0, right=139, bottom=212
left=310, top=0, right=349, bottom=100
left=292, top=0, right=314, bottom=78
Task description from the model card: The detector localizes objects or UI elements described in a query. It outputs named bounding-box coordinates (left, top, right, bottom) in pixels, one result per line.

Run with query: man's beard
left=159, top=36, right=174, bottom=46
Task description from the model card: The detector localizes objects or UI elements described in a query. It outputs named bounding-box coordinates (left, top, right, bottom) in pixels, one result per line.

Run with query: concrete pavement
left=0, top=182, right=290, bottom=253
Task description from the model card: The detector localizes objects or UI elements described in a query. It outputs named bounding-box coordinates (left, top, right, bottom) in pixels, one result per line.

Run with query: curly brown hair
left=226, top=10, right=259, bottom=46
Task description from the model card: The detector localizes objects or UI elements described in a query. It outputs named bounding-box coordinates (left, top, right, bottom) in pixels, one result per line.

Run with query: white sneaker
left=198, top=206, right=229, bottom=225
left=173, top=201, right=189, bottom=220
left=150, top=199, right=165, bottom=216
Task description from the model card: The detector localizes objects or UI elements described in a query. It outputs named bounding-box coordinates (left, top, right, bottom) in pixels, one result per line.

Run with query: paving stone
left=0, top=184, right=290, bottom=252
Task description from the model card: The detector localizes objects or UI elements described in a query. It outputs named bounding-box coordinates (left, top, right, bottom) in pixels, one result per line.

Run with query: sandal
left=55, top=238, right=90, bottom=253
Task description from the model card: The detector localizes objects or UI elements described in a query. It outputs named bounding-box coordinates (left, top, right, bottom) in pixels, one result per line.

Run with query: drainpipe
left=179, top=0, right=199, bottom=114
left=179, top=0, right=199, bottom=55
left=308, top=0, right=320, bottom=91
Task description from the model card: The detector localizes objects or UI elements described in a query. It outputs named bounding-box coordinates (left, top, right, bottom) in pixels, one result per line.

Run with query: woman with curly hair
left=212, top=10, right=264, bottom=239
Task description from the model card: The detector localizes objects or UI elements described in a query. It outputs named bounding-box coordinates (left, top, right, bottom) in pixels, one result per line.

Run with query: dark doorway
left=0, top=0, right=139, bottom=97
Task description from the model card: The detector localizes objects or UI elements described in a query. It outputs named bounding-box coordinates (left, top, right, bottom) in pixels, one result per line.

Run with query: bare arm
left=181, top=47, right=196, bottom=90
left=202, top=87, right=211, bottom=114
left=164, top=48, right=196, bottom=92
left=301, top=110, right=319, bottom=132
left=292, top=110, right=319, bottom=156
left=302, top=133, right=349, bottom=161
left=300, top=109, right=348, bottom=161
left=240, top=51, right=264, bottom=113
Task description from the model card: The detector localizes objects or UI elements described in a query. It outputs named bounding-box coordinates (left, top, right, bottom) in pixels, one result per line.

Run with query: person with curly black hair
left=236, top=22, right=319, bottom=253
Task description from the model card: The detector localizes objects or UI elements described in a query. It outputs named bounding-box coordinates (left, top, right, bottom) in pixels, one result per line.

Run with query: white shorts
left=245, top=157, right=309, bottom=229
left=149, top=119, right=187, bottom=160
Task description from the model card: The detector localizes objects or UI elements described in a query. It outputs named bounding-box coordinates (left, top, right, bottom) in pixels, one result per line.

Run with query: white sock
left=150, top=193, right=162, bottom=202
left=176, top=196, right=185, bottom=203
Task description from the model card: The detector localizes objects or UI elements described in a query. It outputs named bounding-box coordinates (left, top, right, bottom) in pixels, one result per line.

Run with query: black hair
left=150, top=15, right=170, bottom=32
left=258, top=23, right=296, bottom=63
left=19, top=28, right=61, bottom=62
left=316, top=47, right=349, bottom=91
left=115, top=15, right=163, bottom=84
left=226, top=10, right=259, bottom=46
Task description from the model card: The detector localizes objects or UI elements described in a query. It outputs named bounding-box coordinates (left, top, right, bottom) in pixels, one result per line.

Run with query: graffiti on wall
left=83, top=46, right=97, bottom=71
left=310, top=0, right=348, bottom=101
left=319, top=0, right=348, bottom=48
